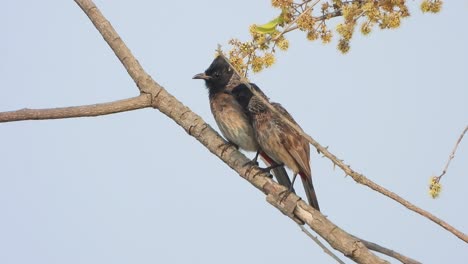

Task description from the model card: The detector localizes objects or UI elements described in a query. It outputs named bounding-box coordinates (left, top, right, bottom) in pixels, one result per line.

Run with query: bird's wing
left=273, top=103, right=312, bottom=177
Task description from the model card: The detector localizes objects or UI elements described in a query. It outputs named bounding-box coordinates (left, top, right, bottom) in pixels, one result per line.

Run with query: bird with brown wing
left=231, top=84, right=320, bottom=211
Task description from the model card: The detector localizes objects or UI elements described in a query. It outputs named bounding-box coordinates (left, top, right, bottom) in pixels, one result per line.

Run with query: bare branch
left=0, top=95, right=151, bottom=123
left=300, top=225, right=346, bottom=264
left=311, top=136, right=468, bottom=243
left=436, top=125, right=468, bottom=182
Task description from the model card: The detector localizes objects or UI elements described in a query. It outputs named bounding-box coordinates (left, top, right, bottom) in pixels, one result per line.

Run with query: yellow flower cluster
left=251, top=56, right=264, bottom=73
left=276, top=36, right=289, bottom=51
left=421, top=0, right=443, bottom=13
left=429, top=176, right=442, bottom=199
left=251, top=53, right=277, bottom=73
left=342, top=3, right=361, bottom=23
left=227, top=0, right=443, bottom=74
left=332, top=0, right=343, bottom=8
left=333, top=0, right=413, bottom=52
left=374, top=0, right=408, bottom=29
left=338, top=39, right=350, bottom=53
left=297, top=13, right=315, bottom=31
left=307, top=30, right=318, bottom=41
left=319, top=23, right=332, bottom=44
left=336, top=23, right=355, bottom=41
left=264, top=53, right=276, bottom=67
left=226, top=45, right=247, bottom=75
left=360, top=21, right=372, bottom=35
left=362, top=2, right=379, bottom=20
left=271, top=0, right=293, bottom=9
left=382, top=13, right=401, bottom=29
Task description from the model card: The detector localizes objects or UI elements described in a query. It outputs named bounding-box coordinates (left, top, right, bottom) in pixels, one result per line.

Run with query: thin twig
left=352, top=235, right=421, bottom=264
left=301, top=223, right=421, bottom=264
left=300, top=225, right=346, bottom=264
left=216, top=51, right=468, bottom=243
left=272, top=0, right=320, bottom=42
left=278, top=10, right=343, bottom=36
left=244, top=53, right=253, bottom=78
left=436, top=125, right=468, bottom=182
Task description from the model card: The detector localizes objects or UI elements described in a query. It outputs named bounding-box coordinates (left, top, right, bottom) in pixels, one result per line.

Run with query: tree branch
left=0, top=95, right=151, bottom=123
left=313, top=137, right=468, bottom=243
left=73, top=0, right=393, bottom=263
left=436, top=125, right=468, bottom=182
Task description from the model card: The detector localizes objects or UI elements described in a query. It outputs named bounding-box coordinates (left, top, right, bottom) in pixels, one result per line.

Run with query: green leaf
left=253, top=14, right=284, bottom=34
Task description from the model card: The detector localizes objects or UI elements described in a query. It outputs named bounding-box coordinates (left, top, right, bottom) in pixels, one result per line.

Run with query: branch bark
left=0, top=95, right=151, bottom=123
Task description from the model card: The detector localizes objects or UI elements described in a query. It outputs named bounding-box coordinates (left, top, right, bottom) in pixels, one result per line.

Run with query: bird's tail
left=299, top=172, right=320, bottom=211
left=260, top=152, right=295, bottom=193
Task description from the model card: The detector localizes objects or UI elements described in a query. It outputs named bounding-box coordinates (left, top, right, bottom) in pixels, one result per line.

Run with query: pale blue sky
left=1, top=1, right=467, bottom=263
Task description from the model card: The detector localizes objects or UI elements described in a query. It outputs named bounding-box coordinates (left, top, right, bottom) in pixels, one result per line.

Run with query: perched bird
left=193, top=56, right=293, bottom=189
left=231, top=85, right=320, bottom=211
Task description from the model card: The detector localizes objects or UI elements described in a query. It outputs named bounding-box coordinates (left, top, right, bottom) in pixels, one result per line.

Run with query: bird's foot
left=278, top=184, right=294, bottom=204
left=251, top=163, right=284, bottom=179
left=262, top=163, right=284, bottom=172
left=243, top=159, right=259, bottom=167
left=252, top=171, right=273, bottom=179
left=242, top=150, right=261, bottom=167
left=278, top=189, right=292, bottom=204
left=251, top=166, right=274, bottom=179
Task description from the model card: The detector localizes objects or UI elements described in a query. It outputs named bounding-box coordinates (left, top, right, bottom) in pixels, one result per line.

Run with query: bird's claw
left=278, top=189, right=293, bottom=204
left=252, top=167, right=274, bottom=179
left=243, top=159, right=259, bottom=167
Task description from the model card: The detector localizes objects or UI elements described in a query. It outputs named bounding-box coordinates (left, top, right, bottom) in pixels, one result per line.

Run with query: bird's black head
left=231, top=84, right=254, bottom=110
left=193, top=56, right=234, bottom=95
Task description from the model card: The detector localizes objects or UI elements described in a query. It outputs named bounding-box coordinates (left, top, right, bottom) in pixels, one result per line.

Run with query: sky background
left=1, top=1, right=467, bottom=263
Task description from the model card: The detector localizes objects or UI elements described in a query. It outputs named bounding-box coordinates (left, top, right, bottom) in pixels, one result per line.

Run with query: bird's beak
left=192, top=73, right=211, bottom=80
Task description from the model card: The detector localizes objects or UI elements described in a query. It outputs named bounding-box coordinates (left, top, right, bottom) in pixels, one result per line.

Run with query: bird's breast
left=210, top=93, right=258, bottom=152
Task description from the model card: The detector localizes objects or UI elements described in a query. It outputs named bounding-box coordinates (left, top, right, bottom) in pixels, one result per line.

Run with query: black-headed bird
left=193, top=56, right=293, bottom=189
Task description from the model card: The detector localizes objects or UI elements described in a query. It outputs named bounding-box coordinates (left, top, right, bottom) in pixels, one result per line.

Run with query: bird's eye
left=214, top=72, right=221, bottom=77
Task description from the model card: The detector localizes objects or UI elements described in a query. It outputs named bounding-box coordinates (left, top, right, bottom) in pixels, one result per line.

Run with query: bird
left=193, top=55, right=293, bottom=189
left=230, top=84, right=320, bottom=211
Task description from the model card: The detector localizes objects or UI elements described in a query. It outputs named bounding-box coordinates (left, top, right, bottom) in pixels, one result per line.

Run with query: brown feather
left=243, top=92, right=320, bottom=211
